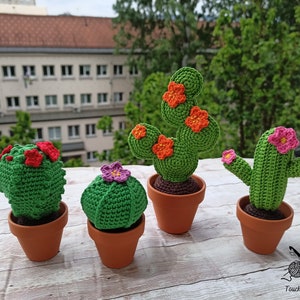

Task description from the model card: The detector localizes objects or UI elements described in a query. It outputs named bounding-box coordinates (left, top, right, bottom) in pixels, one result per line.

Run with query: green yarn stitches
left=0, top=142, right=66, bottom=220
left=222, top=127, right=300, bottom=211
left=81, top=162, right=147, bottom=230
left=128, top=67, right=220, bottom=183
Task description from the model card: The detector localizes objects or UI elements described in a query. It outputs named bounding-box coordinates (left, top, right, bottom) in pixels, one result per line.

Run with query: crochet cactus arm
left=287, top=158, right=300, bottom=178
left=222, top=150, right=252, bottom=186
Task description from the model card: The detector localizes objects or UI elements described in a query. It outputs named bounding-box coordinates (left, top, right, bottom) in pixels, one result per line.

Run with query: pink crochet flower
left=268, top=126, right=299, bottom=154
left=101, top=161, right=131, bottom=183
left=222, top=149, right=237, bottom=165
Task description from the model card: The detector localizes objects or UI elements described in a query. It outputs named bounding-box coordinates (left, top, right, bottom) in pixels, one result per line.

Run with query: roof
left=0, top=14, right=117, bottom=49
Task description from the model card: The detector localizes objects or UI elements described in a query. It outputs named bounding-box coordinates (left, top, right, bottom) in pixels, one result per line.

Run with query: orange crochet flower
left=162, top=81, right=186, bottom=108
left=185, top=106, right=209, bottom=133
left=132, top=124, right=147, bottom=140
left=152, top=135, right=174, bottom=160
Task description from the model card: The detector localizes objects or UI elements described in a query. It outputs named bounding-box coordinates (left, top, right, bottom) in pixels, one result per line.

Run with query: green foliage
left=64, top=157, right=86, bottom=168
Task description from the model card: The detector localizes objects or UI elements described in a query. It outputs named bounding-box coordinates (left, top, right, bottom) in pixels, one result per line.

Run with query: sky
left=35, top=0, right=117, bottom=17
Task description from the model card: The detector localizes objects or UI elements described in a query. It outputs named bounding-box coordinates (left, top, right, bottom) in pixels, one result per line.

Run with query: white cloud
left=35, top=0, right=117, bottom=17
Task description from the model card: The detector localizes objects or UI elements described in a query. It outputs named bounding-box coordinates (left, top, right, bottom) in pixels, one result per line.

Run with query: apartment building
left=0, top=13, right=137, bottom=166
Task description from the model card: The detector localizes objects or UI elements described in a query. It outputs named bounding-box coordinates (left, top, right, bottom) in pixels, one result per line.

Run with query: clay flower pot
left=87, top=214, right=145, bottom=268
left=237, top=196, right=294, bottom=254
left=147, top=174, right=206, bottom=234
left=8, top=201, right=68, bottom=261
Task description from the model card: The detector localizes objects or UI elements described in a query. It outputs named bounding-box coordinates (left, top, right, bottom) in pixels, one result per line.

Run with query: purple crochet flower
left=268, top=126, right=299, bottom=154
left=100, top=161, right=131, bottom=183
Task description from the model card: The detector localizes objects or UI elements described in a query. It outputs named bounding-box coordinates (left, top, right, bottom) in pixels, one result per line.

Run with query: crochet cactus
left=81, top=161, right=147, bottom=230
left=222, top=126, right=300, bottom=211
left=0, top=142, right=66, bottom=220
left=128, top=67, right=220, bottom=183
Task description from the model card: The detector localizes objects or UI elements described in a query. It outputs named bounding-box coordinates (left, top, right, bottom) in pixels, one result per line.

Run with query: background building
left=0, top=11, right=136, bottom=166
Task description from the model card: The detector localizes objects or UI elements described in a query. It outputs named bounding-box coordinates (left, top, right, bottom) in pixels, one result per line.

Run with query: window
left=86, top=124, right=96, bottom=137
left=103, top=127, right=113, bottom=136
left=61, top=65, right=73, bottom=77
left=6, top=97, right=20, bottom=109
left=68, top=125, right=80, bottom=139
left=113, top=92, right=123, bottom=103
left=119, top=121, right=126, bottom=130
left=97, top=93, right=108, bottom=104
left=2, top=66, right=16, bottom=78
left=79, top=65, right=91, bottom=77
left=42, top=65, right=55, bottom=77
left=64, top=94, right=75, bottom=106
left=81, top=94, right=92, bottom=105
left=103, top=149, right=111, bottom=160
left=26, top=96, right=39, bottom=108
left=23, top=65, right=36, bottom=77
left=45, top=95, right=58, bottom=107
left=35, top=128, right=43, bottom=141
left=129, top=65, right=138, bottom=75
left=87, top=151, right=97, bottom=162
left=96, top=65, right=107, bottom=76
left=48, top=127, right=61, bottom=140
left=113, top=65, right=123, bottom=76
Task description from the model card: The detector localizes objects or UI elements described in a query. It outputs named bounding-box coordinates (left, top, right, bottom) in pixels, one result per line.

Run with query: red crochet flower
left=24, top=149, right=43, bottom=167
left=162, top=81, right=186, bottom=108
left=132, top=124, right=146, bottom=140
left=0, top=144, right=13, bottom=159
left=152, top=135, right=174, bottom=160
left=36, top=141, right=60, bottom=162
left=185, top=106, right=209, bottom=133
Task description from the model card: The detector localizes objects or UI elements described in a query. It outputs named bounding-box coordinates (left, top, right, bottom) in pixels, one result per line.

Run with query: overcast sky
left=35, top=0, right=117, bottom=17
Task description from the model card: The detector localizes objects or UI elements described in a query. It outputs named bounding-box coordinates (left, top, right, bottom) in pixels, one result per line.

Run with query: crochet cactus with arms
left=0, top=142, right=66, bottom=220
left=222, top=126, right=300, bottom=214
left=128, top=67, right=220, bottom=186
left=81, top=161, right=147, bottom=231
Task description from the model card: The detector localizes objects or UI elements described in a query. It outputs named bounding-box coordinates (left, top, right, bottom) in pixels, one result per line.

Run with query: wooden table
left=1, top=159, right=300, bottom=299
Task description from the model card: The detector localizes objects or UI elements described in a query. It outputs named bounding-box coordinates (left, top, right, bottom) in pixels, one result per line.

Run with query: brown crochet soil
left=153, top=175, right=201, bottom=195
left=11, top=210, right=62, bottom=226
left=244, top=203, right=285, bottom=220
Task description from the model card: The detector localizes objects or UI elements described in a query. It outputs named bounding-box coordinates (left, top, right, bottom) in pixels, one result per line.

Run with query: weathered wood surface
left=1, top=159, right=300, bottom=299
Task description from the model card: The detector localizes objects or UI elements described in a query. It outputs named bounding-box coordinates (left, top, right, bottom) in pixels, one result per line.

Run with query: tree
left=0, top=111, right=36, bottom=151
left=202, top=1, right=300, bottom=157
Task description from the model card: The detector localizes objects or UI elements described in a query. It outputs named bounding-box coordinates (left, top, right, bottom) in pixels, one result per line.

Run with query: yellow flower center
left=111, top=170, right=121, bottom=177
left=280, top=137, right=287, bottom=144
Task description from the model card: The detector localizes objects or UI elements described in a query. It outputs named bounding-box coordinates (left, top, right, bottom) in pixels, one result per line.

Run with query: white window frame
left=79, top=65, right=91, bottom=77
left=68, top=125, right=80, bottom=139
left=45, top=95, right=58, bottom=107
left=129, top=65, right=139, bottom=76
left=48, top=127, right=61, bottom=140
left=86, top=124, right=96, bottom=137
left=87, top=151, right=98, bottom=162
left=42, top=65, right=55, bottom=77
left=34, top=128, right=43, bottom=141
left=119, top=121, right=126, bottom=130
left=81, top=94, right=92, bottom=105
left=2, top=66, right=16, bottom=78
left=26, top=96, right=39, bottom=108
left=97, top=93, right=108, bottom=104
left=6, top=97, right=20, bottom=109
left=113, top=65, right=123, bottom=76
left=61, top=65, right=73, bottom=77
left=63, top=94, right=75, bottom=106
left=23, top=65, right=36, bottom=77
left=96, top=65, right=107, bottom=76
left=113, top=92, right=123, bottom=103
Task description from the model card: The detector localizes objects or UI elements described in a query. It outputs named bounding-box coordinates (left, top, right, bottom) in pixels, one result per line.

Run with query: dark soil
left=11, top=210, right=61, bottom=226
left=244, top=203, right=285, bottom=220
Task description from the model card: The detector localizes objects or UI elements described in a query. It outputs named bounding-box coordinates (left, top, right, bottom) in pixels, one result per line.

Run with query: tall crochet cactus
left=128, top=67, right=220, bottom=183
left=0, top=142, right=66, bottom=220
left=222, top=126, right=300, bottom=211
left=81, top=161, right=147, bottom=230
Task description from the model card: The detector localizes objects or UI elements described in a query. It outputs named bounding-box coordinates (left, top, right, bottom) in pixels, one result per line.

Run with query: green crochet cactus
left=128, top=67, right=220, bottom=183
left=0, top=142, right=66, bottom=220
left=222, top=126, right=300, bottom=211
left=81, top=161, right=148, bottom=230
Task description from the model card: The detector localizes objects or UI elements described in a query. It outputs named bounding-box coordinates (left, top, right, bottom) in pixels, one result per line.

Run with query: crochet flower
left=0, top=144, right=13, bottom=159
left=24, top=149, right=43, bottom=167
left=268, top=126, right=299, bottom=154
left=185, top=106, right=209, bottom=133
left=162, top=81, right=186, bottom=108
left=152, top=134, right=174, bottom=160
left=101, top=161, right=131, bottom=183
left=132, top=124, right=146, bottom=140
left=37, top=141, right=60, bottom=162
left=222, top=149, right=237, bottom=165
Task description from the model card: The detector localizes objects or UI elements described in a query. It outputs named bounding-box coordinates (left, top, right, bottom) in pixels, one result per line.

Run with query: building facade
left=0, top=13, right=136, bottom=166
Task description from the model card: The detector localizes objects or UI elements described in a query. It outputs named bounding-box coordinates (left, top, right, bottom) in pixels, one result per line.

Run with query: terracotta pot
left=147, top=174, right=206, bottom=234
left=8, top=201, right=68, bottom=261
left=236, top=195, right=294, bottom=255
left=87, top=213, right=145, bottom=268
